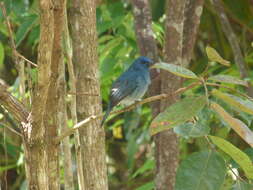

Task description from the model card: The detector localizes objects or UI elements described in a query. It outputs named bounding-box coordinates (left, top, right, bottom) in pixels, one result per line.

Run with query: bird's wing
left=109, top=75, right=138, bottom=107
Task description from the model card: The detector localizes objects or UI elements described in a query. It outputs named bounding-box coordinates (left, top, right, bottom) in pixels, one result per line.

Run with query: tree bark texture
left=155, top=1, right=203, bottom=190
left=131, top=0, right=161, bottom=116
left=155, top=1, right=186, bottom=189
left=69, top=0, right=108, bottom=189
left=211, top=0, right=253, bottom=97
left=59, top=4, right=75, bottom=190
left=24, top=0, right=65, bottom=189
left=132, top=0, right=203, bottom=189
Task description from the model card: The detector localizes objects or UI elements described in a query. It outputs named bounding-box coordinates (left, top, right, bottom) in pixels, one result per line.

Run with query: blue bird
left=101, top=56, right=153, bottom=126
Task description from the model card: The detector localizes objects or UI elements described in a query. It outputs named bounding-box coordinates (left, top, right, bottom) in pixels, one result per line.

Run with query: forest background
left=0, top=0, right=253, bottom=190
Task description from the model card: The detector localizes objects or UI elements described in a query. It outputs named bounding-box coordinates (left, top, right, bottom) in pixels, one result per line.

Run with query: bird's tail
left=101, top=104, right=112, bottom=127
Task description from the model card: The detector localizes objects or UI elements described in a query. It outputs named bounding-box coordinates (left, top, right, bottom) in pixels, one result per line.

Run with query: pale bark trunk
left=132, top=0, right=203, bottom=189
left=131, top=0, right=161, bottom=115
left=24, top=0, right=65, bottom=189
left=211, top=0, right=253, bottom=96
left=69, top=0, right=108, bottom=189
left=155, top=1, right=203, bottom=190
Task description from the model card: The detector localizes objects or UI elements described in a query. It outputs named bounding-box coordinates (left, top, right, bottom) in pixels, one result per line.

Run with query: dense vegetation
left=0, top=0, right=253, bottom=189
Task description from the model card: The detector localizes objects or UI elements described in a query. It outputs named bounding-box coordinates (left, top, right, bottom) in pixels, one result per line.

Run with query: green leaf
left=150, top=96, right=207, bottom=135
left=212, top=89, right=253, bottom=115
left=136, top=181, right=154, bottom=190
left=0, top=164, right=17, bottom=172
left=132, top=159, right=155, bottom=178
left=175, top=150, right=226, bottom=190
left=174, top=108, right=211, bottom=138
left=206, top=46, right=230, bottom=66
left=0, top=42, right=4, bottom=66
left=211, top=102, right=253, bottom=147
left=208, top=75, right=248, bottom=87
left=15, top=14, right=38, bottom=47
left=232, top=181, right=253, bottom=190
left=152, top=62, right=198, bottom=79
left=209, top=136, right=253, bottom=179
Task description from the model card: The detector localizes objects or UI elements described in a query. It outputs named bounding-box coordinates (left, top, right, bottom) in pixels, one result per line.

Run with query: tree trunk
left=132, top=0, right=204, bottom=189
left=69, top=0, right=108, bottom=189
left=24, top=0, right=65, bottom=189
left=155, top=1, right=203, bottom=190
left=131, top=0, right=161, bottom=115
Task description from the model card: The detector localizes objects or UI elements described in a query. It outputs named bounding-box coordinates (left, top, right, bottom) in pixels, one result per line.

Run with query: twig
left=0, top=105, right=18, bottom=130
left=206, top=82, right=253, bottom=101
left=63, top=5, right=84, bottom=189
left=0, top=84, right=29, bottom=125
left=0, top=2, right=37, bottom=67
left=0, top=122, right=22, bottom=137
left=68, top=91, right=99, bottom=96
left=54, top=81, right=200, bottom=143
left=201, top=77, right=209, bottom=105
left=15, top=52, right=37, bottom=67
left=0, top=2, right=16, bottom=51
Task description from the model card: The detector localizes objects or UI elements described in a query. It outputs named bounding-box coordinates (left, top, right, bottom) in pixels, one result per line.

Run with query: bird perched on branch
left=101, top=56, right=153, bottom=126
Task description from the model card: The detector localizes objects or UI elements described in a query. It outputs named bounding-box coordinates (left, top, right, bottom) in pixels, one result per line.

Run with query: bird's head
left=135, top=56, right=153, bottom=68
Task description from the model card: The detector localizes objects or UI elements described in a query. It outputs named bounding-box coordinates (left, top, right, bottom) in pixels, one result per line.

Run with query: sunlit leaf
left=152, top=62, right=199, bottom=79
left=208, top=75, right=248, bottom=86
left=206, top=46, right=230, bottom=66
left=98, top=35, right=114, bottom=44
left=132, top=159, right=155, bottom=178
left=150, top=96, right=207, bottom=135
left=175, top=150, right=226, bottom=190
left=211, top=102, right=253, bottom=147
left=212, top=89, right=253, bottom=115
left=210, top=136, right=253, bottom=179
left=112, top=126, right=123, bottom=139
left=136, top=181, right=154, bottom=190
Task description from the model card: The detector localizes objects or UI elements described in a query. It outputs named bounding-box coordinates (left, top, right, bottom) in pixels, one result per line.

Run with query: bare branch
left=0, top=84, right=29, bottom=133
left=55, top=81, right=200, bottom=143
left=0, top=2, right=16, bottom=51
left=64, top=4, right=86, bottom=189
left=15, top=52, right=37, bottom=67
left=0, top=2, right=37, bottom=67
left=0, top=122, right=22, bottom=137
left=0, top=84, right=29, bottom=123
left=211, top=0, right=253, bottom=96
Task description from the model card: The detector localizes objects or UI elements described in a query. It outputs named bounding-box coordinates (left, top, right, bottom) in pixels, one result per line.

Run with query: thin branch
left=68, top=91, right=99, bottom=96
left=206, top=82, right=253, bottom=101
left=15, top=52, right=37, bottom=67
left=55, top=81, right=200, bottom=143
left=0, top=2, right=37, bottom=67
left=0, top=105, right=18, bottom=130
left=0, top=84, right=29, bottom=138
left=0, top=84, right=29, bottom=124
left=0, top=122, right=22, bottom=137
left=211, top=0, right=253, bottom=97
left=63, top=5, right=85, bottom=189
left=0, top=2, right=16, bottom=51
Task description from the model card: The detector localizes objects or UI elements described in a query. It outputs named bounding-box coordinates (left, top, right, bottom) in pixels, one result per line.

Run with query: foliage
left=0, top=0, right=253, bottom=189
